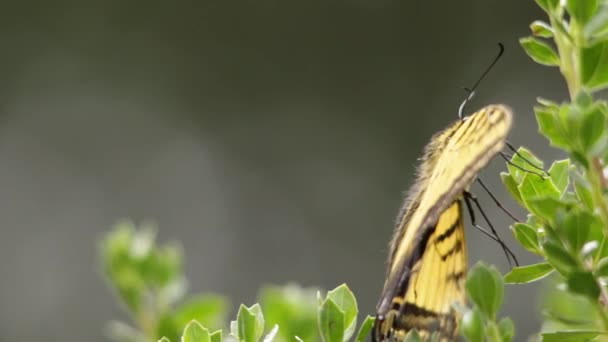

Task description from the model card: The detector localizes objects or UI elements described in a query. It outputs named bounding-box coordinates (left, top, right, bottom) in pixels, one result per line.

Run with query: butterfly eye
left=487, top=108, right=504, bottom=124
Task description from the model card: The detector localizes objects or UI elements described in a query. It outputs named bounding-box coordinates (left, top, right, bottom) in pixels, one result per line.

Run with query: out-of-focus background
left=0, top=1, right=566, bottom=341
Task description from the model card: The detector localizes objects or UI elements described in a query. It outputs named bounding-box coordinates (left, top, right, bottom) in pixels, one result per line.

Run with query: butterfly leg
left=500, top=152, right=546, bottom=179
left=475, top=178, right=521, bottom=222
left=463, top=191, right=519, bottom=267
left=505, top=141, right=551, bottom=176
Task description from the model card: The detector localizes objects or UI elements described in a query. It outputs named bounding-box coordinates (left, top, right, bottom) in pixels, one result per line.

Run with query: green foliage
left=466, top=263, right=504, bottom=321
left=100, top=2, right=608, bottom=342
left=100, top=221, right=228, bottom=342
left=101, top=224, right=373, bottom=342
left=259, top=285, right=318, bottom=341
left=511, top=0, right=608, bottom=340
left=461, top=263, right=513, bottom=342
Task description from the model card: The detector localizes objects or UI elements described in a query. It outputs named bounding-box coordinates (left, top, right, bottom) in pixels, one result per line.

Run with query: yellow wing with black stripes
left=373, top=105, right=513, bottom=341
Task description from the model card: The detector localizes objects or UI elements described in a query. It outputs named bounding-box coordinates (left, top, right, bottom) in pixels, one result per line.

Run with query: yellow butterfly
left=372, top=104, right=513, bottom=341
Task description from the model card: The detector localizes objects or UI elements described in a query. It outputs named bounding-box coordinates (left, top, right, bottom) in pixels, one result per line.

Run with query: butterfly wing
left=375, top=200, right=466, bottom=341
left=374, top=105, right=512, bottom=341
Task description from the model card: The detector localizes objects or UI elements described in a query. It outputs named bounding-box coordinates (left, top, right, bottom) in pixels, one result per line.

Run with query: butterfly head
left=485, top=104, right=513, bottom=125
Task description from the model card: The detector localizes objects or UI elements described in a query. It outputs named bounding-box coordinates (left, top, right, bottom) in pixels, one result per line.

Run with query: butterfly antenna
left=505, top=141, right=551, bottom=176
left=458, top=43, right=505, bottom=119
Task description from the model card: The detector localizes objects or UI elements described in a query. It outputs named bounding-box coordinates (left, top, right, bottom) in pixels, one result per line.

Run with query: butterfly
left=372, top=104, right=513, bottom=341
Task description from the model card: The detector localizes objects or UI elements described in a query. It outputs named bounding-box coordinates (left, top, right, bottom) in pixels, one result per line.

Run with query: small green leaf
left=518, top=163, right=561, bottom=211
left=497, top=317, right=515, bottom=342
left=159, top=338, right=171, bottom=342
left=535, top=0, right=560, bottom=13
left=563, top=210, right=603, bottom=254
left=461, top=308, right=484, bottom=342
left=575, top=91, right=593, bottom=108
left=548, top=159, right=570, bottom=195
left=542, top=240, right=579, bottom=275
left=566, top=0, right=598, bottom=25
left=183, top=321, right=211, bottom=342
left=466, top=262, right=503, bottom=320
left=567, top=271, right=601, bottom=299
left=174, top=294, right=228, bottom=331
left=536, top=106, right=570, bottom=149
left=596, top=257, right=608, bottom=276
left=572, top=173, right=594, bottom=209
left=237, top=304, right=265, bottom=342
left=581, top=104, right=606, bottom=152
left=530, top=20, right=554, bottom=38
left=263, top=325, right=279, bottom=342
left=523, top=196, right=565, bottom=224
left=318, top=298, right=345, bottom=342
left=501, top=172, right=525, bottom=207
left=520, top=37, right=560, bottom=66
left=582, top=41, right=608, bottom=91
left=355, top=316, right=375, bottom=342
left=326, top=284, right=358, bottom=340
left=210, top=330, right=222, bottom=342
left=512, top=223, right=541, bottom=255
left=541, top=331, right=605, bottom=342
left=585, top=5, right=608, bottom=41
left=504, top=262, right=554, bottom=284
left=259, top=285, right=317, bottom=342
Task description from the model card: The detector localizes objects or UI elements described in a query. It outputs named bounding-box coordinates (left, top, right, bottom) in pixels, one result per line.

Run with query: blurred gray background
left=0, top=1, right=567, bottom=341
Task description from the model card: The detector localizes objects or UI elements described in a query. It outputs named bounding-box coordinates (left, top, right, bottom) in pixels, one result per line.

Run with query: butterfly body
left=373, top=105, right=513, bottom=341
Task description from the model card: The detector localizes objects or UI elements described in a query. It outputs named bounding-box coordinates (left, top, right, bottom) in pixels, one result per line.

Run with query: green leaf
left=563, top=210, right=603, bottom=254
left=501, top=173, right=525, bottom=207
left=236, top=304, right=265, bottom=342
left=465, top=262, right=503, bottom=320
left=523, top=196, right=565, bottom=224
left=520, top=37, right=560, bottom=66
left=263, top=325, right=279, bottom=342
left=536, top=106, right=571, bottom=149
left=318, top=298, right=345, bottom=342
left=573, top=173, right=594, bottom=210
left=585, top=5, right=608, bottom=41
left=581, top=104, right=606, bottom=152
left=159, top=338, right=171, bottom=342
left=326, top=284, right=358, bottom=340
left=497, top=317, right=515, bottom=342
left=355, top=316, right=375, bottom=342
left=461, top=308, right=484, bottom=342
left=507, top=147, right=545, bottom=184
left=530, top=20, right=554, bottom=38
left=183, top=321, right=211, bottom=342
left=582, top=41, right=608, bottom=90
left=512, top=223, right=542, bottom=255
left=541, top=331, right=605, bottom=342
left=504, top=262, right=554, bottom=284
left=174, top=294, right=228, bottom=331
left=518, top=167, right=561, bottom=220
left=567, top=0, right=598, bottom=25
left=548, top=159, right=571, bottom=195
left=575, top=91, right=593, bottom=108
left=259, top=285, right=318, bottom=342
left=596, top=257, right=608, bottom=277
left=542, top=240, right=579, bottom=275
left=535, top=0, right=560, bottom=13
left=567, top=271, right=601, bottom=299
left=210, top=330, right=222, bottom=342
